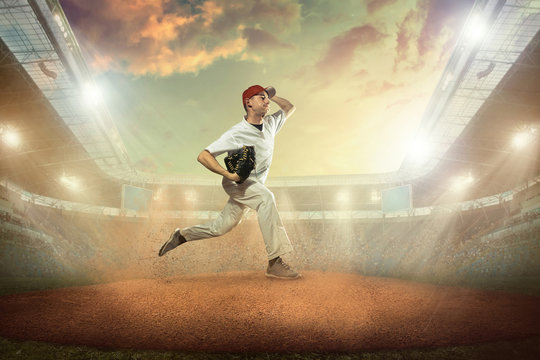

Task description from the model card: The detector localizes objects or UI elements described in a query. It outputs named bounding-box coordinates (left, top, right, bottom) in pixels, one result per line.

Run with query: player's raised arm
left=266, top=86, right=295, bottom=117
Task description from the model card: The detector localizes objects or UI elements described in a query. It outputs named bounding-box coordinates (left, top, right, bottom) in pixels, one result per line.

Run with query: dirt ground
left=0, top=271, right=539, bottom=353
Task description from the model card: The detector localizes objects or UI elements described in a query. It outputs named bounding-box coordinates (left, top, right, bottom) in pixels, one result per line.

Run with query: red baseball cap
left=242, top=85, right=266, bottom=109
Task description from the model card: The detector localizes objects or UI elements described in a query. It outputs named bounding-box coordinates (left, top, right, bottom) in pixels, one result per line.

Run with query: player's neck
left=245, top=113, right=264, bottom=125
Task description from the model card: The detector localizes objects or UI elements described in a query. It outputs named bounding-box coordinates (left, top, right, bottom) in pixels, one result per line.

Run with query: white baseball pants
left=180, top=177, right=293, bottom=260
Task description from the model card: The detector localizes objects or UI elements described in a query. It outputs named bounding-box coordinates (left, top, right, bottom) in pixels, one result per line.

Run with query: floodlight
left=512, top=129, right=536, bottom=149
left=83, top=82, right=102, bottom=106
left=2, top=129, right=20, bottom=148
left=185, top=190, right=197, bottom=202
left=451, top=174, right=474, bottom=192
left=408, top=136, right=431, bottom=165
left=60, top=175, right=81, bottom=191
left=336, top=190, right=350, bottom=203
left=153, top=188, right=163, bottom=201
left=442, top=73, right=453, bottom=91
left=370, top=190, right=381, bottom=203
left=466, top=14, right=486, bottom=42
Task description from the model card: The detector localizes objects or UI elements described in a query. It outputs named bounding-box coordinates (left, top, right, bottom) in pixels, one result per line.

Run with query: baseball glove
left=224, top=145, right=256, bottom=184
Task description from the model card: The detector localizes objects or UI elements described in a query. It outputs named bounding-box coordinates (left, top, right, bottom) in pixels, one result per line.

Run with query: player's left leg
left=158, top=198, right=246, bottom=257
left=181, top=198, right=246, bottom=240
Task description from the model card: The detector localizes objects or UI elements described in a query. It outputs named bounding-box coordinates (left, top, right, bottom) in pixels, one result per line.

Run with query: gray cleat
left=158, top=228, right=187, bottom=257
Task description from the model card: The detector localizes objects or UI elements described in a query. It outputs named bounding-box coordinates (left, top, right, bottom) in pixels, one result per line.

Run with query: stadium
left=0, top=0, right=539, bottom=358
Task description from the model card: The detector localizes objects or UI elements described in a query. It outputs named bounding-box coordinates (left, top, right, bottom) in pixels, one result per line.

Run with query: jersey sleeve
left=205, top=131, right=239, bottom=157
left=266, top=109, right=287, bottom=135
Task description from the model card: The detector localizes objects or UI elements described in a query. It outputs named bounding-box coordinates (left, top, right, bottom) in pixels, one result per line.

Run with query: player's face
left=248, top=91, right=270, bottom=115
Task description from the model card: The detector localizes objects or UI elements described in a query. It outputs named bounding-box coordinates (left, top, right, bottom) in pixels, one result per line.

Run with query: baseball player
left=159, top=85, right=301, bottom=279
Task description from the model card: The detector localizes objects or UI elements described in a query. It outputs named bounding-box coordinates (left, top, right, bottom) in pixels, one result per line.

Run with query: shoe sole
left=158, top=229, right=180, bottom=257
left=265, top=272, right=302, bottom=280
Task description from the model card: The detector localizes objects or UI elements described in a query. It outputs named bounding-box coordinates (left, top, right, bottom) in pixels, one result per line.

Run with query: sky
left=60, top=0, right=475, bottom=178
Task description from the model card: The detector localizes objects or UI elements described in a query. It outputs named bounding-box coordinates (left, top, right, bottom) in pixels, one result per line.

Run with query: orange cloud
left=61, top=0, right=300, bottom=76
left=199, top=1, right=223, bottom=28
left=123, top=37, right=247, bottom=76
left=137, top=13, right=195, bottom=43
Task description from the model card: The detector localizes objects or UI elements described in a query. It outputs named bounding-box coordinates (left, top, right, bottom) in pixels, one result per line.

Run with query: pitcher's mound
left=1, top=271, right=539, bottom=352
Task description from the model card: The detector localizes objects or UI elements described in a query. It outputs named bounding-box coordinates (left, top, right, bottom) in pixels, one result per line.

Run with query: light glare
left=371, top=190, right=380, bottom=203
left=153, top=188, right=163, bottom=201
left=466, top=14, right=486, bottom=42
left=2, top=129, right=20, bottom=148
left=337, top=190, right=350, bottom=203
left=409, top=136, right=430, bottom=165
left=185, top=190, right=197, bottom=202
left=451, top=174, right=474, bottom=192
left=512, top=129, right=536, bottom=149
left=442, top=73, right=453, bottom=91
left=83, top=83, right=102, bottom=106
left=60, top=175, right=81, bottom=191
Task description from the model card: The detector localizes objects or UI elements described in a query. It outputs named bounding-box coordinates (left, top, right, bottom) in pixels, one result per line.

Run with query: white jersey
left=206, top=109, right=287, bottom=184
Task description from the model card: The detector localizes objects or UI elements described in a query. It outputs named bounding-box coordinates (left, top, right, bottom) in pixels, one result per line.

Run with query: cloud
left=242, top=28, right=295, bottom=52
left=211, top=0, right=301, bottom=33
left=394, top=8, right=423, bottom=71
left=394, top=0, right=474, bottom=71
left=124, top=37, right=247, bottom=75
left=316, top=25, right=387, bottom=76
left=198, top=1, right=224, bottom=28
left=135, top=13, right=195, bottom=43
left=366, top=0, right=398, bottom=15
left=60, top=0, right=301, bottom=76
left=418, top=0, right=474, bottom=58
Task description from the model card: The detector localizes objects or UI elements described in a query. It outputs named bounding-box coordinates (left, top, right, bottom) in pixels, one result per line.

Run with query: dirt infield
left=0, top=271, right=539, bottom=353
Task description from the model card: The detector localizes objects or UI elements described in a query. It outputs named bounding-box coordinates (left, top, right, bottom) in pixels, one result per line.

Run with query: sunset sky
left=60, top=0, right=475, bottom=178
